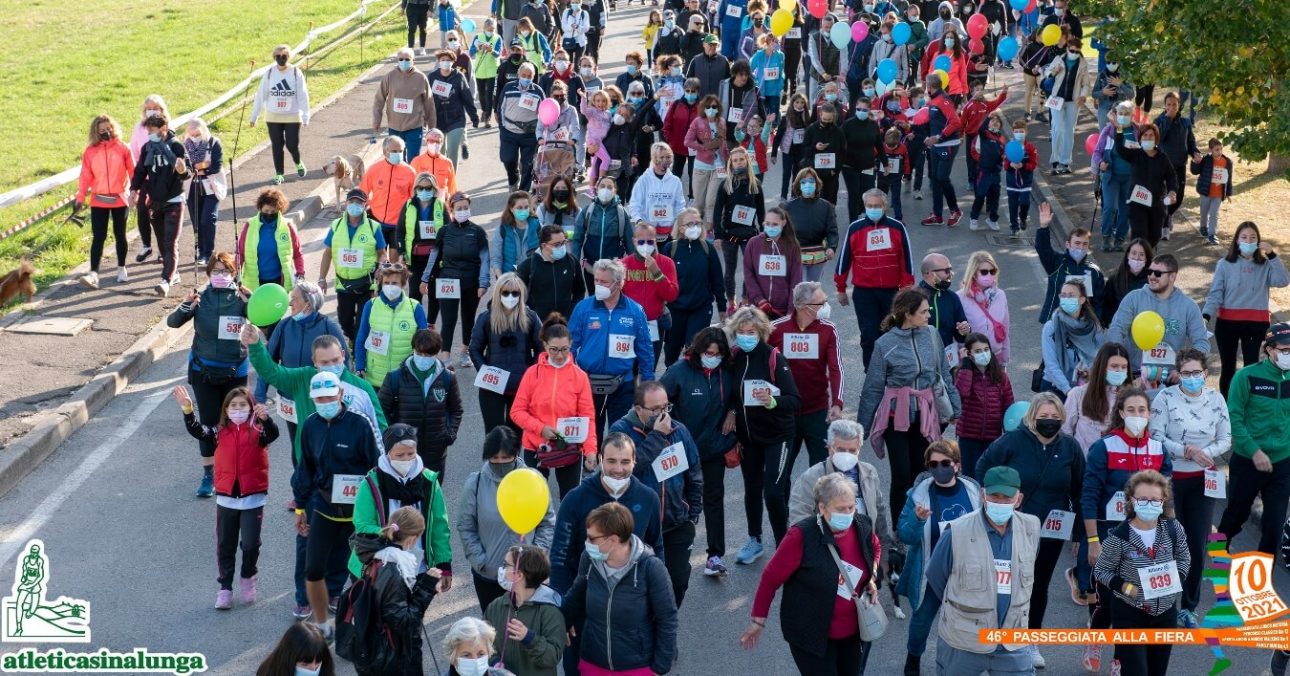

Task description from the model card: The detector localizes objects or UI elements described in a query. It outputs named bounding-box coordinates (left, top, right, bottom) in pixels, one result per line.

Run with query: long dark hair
left=256, top=623, right=335, bottom=676
left=1110, top=238, right=1153, bottom=298
left=1225, top=221, right=1268, bottom=264
left=541, top=312, right=570, bottom=342
left=1084, top=342, right=1131, bottom=422
left=1107, top=386, right=1150, bottom=437
left=683, top=326, right=731, bottom=369
left=764, top=206, right=800, bottom=258
left=961, top=332, right=1005, bottom=384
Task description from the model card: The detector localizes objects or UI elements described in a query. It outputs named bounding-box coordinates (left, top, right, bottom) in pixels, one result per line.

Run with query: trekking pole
left=421, top=624, right=441, bottom=674
left=229, top=59, right=254, bottom=250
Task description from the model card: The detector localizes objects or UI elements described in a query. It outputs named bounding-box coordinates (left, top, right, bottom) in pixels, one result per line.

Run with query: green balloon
left=247, top=283, right=289, bottom=326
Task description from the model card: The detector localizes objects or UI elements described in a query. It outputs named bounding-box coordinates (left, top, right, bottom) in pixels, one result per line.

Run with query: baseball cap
left=982, top=466, right=1021, bottom=498
left=703, top=33, right=720, bottom=45
left=510, top=37, right=523, bottom=47
left=345, top=188, right=368, bottom=203
left=1268, top=323, right=1290, bottom=346
left=309, top=371, right=341, bottom=399
left=384, top=423, right=418, bottom=449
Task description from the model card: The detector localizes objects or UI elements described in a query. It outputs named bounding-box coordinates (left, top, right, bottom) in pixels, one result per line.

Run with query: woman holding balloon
left=869, top=20, right=909, bottom=88
left=918, top=28, right=968, bottom=101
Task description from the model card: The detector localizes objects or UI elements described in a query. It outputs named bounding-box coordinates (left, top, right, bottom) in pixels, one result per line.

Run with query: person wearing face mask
left=740, top=473, right=881, bottom=675
left=560, top=0, right=592, bottom=65
left=1153, top=91, right=1202, bottom=239
left=915, top=70, right=965, bottom=227
left=957, top=251, right=1010, bottom=363
left=1190, top=137, right=1233, bottom=245
left=376, top=325, right=464, bottom=479
left=469, top=273, right=543, bottom=433
left=1100, top=238, right=1151, bottom=325
left=869, top=18, right=910, bottom=84
left=1091, top=56, right=1135, bottom=129
left=787, top=420, right=894, bottom=554
left=717, top=59, right=765, bottom=145
left=770, top=282, right=844, bottom=470
left=806, top=14, right=849, bottom=103
left=684, top=94, right=730, bottom=230
left=255, top=281, right=348, bottom=427
left=176, top=117, right=225, bottom=268
left=1112, top=121, right=1179, bottom=248
left=1093, top=470, right=1188, bottom=676
left=660, top=209, right=726, bottom=365
left=511, top=314, right=600, bottom=498
left=742, top=206, right=803, bottom=318
left=1203, top=223, right=1288, bottom=395
left=1090, top=101, right=1136, bottom=251
left=461, top=429, right=557, bottom=613
left=738, top=11, right=769, bottom=61
left=126, top=95, right=168, bottom=264
left=471, top=21, right=506, bottom=126
left=373, top=47, right=437, bottom=158
left=513, top=16, right=552, bottom=75
left=655, top=10, right=683, bottom=60
left=597, top=104, right=639, bottom=198
left=292, top=371, right=384, bottom=637
left=958, top=84, right=1008, bottom=192
left=953, top=333, right=1014, bottom=474
left=1040, top=35, right=1089, bottom=175
left=1036, top=202, right=1105, bottom=323
left=518, top=225, right=587, bottom=322
left=617, top=222, right=678, bottom=365
left=444, top=617, right=509, bottom=676
left=250, top=46, right=311, bottom=185
left=1003, top=118, right=1038, bottom=237
left=319, top=189, right=389, bottom=345
left=1148, top=350, right=1229, bottom=630
left=1040, top=0, right=1081, bottom=38
left=168, top=252, right=250, bottom=497
left=626, top=143, right=686, bottom=242
left=571, top=178, right=632, bottom=290
left=916, top=252, right=971, bottom=351
left=838, top=96, right=885, bottom=221
left=783, top=167, right=839, bottom=284
left=348, top=506, right=444, bottom=675
left=923, top=466, right=1039, bottom=675
left=926, top=1, right=964, bottom=43
left=356, top=263, right=430, bottom=387
left=236, top=189, right=306, bottom=319
left=1217, top=323, right=1290, bottom=557
left=497, top=61, right=544, bottom=192
left=966, top=110, right=1007, bottom=231
left=1108, top=253, right=1209, bottom=379
left=535, top=174, right=581, bottom=235
left=770, top=95, right=812, bottom=197
left=348, top=424, right=453, bottom=597
left=834, top=189, right=915, bottom=367
left=423, top=193, right=489, bottom=367
left=975, top=393, right=1084, bottom=669
left=76, top=114, right=135, bottom=289
left=484, top=544, right=565, bottom=676
left=254, top=622, right=336, bottom=676
left=537, top=74, right=587, bottom=171
left=425, top=49, right=479, bottom=167
left=395, top=173, right=448, bottom=312
left=661, top=78, right=703, bottom=194
left=661, top=327, right=737, bottom=574
left=359, top=137, right=418, bottom=252
left=1041, top=279, right=1106, bottom=396
left=130, top=112, right=191, bottom=297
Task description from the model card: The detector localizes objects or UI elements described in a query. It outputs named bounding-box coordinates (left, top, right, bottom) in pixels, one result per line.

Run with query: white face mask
left=602, top=474, right=630, bottom=495
left=597, top=187, right=614, bottom=203
left=501, top=294, right=521, bottom=309
left=1277, top=353, right=1290, bottom=371
left=636, top=243, right=656, bottom=257
left=497, top=565, right=514, bottom=591
left=684, top=225, right=702, bottom=240
left=1124, top=415, right=1149, bottom=437
left=382, top=284, right=402, bottom=301
left=1127, top=258, right=1146, bottom=274
left=228, top=409, right=250, bottom=424
left=454, top=209, right=471, bottom=222
left=816, top=303, right=832, bottom=320
left=831, top=451, right=859, bottom=472
left=427, top=142, right=442, bottom=155
left=455, top=656, right=490, bottom=676
left=594, top=284, right=612, bottom=301
left=390, top=458, right=416, bottom=476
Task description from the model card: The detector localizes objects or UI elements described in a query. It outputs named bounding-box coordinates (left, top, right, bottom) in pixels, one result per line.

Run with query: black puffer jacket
left=516, top=251, right=586, bottom=320
left=377, top=358, right=464, bottom=451
left=467, top=308, right=543, bottom=396
left=167, top=286, right=249, bottom=366
left=350, top=533, right=439, bottom=676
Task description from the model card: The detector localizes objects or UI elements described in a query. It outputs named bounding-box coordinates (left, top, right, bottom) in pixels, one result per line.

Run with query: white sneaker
left=117, top=268, right=128, bottom=284
left=170, top=273, right=181, bottom=285
left=968, top=218, right=980, bottom=231
left=79, top=272, right=99, bottom=289
left=1161, top=227, right=1172, bottom=241
left=987, top=219, right=1000, bottom=231
left=156, top=281, right=170, bottom=297
left=1030, top=644, right=1046, bottom=669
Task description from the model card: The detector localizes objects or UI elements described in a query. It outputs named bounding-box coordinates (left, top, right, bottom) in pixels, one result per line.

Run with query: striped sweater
left=1094, top=518, right=1190, bottom=616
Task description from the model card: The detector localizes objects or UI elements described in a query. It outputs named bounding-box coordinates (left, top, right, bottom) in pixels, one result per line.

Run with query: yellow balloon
left=770, top=8, right=794, bottom=38
left=778, top=0, right=797, bottom=12
left=496, top=468, right=551, bottom=535
left=1131, top=311, right=1166, bottom=351
left=931, top=69, right=949, bottom=88
left=1041, top=24, right=1061, bottom=47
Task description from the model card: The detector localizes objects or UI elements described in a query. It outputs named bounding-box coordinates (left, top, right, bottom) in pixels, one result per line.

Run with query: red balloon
left=1025, top=0, right=1036, bottom=12
left=807, top=0, right=827, bottom=19
left=969, top=38, right=985, bottom=55
left=1084, top=133, right=1099, bottom=156
left=967, top=13, right=988, bottom=39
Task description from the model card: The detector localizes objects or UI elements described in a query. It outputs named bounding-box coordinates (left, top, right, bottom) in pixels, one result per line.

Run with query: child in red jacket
left=880, top=127, right=911, bottom=221
left=175, top=385, right=279, bottom=610
left=738, top=115, right=770, bottom=177
left=1006, top=117, right=1040, bottom=236
left=960, top=83, right=1009, bottom=189
left=954, top=333, right=1014, bottom=480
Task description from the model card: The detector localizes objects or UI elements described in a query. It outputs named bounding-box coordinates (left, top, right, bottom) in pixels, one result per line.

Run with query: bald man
left=917, top=253, right=971, bottom=354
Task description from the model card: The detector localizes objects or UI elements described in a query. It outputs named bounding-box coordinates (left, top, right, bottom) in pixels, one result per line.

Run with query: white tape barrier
left=0, top=0, right=395, bottom=211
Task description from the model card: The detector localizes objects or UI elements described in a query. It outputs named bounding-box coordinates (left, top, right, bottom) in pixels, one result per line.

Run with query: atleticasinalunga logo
left=1, top=539, right=90, bottom=643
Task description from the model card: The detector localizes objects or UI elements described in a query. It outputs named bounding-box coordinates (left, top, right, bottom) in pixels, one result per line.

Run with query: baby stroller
left=532, top=139, right=577, bottom=202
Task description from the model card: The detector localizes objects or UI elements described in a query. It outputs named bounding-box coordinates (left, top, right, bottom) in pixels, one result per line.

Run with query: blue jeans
left=907, top=585, right=942, bottom=656
left=389, top=126, right=424, bottom=157
left=1100, top=172, right=1133, bottom=240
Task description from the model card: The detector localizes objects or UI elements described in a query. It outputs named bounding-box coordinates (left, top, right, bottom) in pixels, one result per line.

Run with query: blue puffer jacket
left=659, top=355, right=736, bottom=457
left=608, top=412, right=704, bottom=532
left=255, top=311, right=349, bottom=401
left=549, top=474, right=664, bottom=594
left=467, top=308, right=543, bottom=396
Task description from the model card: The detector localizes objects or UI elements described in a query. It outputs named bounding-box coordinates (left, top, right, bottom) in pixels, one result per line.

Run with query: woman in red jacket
left=954, top=332, right=1014, bottom=480
left=174, top=384, right=279, bottom=610
left=663, top=77, right=703, bottom=197
left=510, top=313, right=598, bottom=498
left=918, top=29, right=969, bottom=102
left=77, top=114, right=136, bottom=290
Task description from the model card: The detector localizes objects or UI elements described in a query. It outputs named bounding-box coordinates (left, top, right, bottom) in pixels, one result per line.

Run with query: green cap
left=982, top=466, right=1021, bottom=497
left=703, top=33, right=721, bottom=45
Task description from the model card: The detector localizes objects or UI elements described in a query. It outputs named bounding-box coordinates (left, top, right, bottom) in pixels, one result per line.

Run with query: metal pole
left=229, top=59, right=254, bottom=254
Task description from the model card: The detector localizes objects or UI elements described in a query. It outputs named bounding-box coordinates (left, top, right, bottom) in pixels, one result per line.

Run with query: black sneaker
left=135, top=246, right=154, bottom=263
left=461, top=144, right=470, bottom=160
left=1271, top=649, right=1290, bottom=676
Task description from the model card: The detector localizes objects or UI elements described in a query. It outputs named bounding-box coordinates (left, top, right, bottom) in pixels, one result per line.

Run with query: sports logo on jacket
left=2, top=540, right=90, bottom=643
left=398, top=320, right=411, bottom=332
left=432, top=387, right=447, bottom=403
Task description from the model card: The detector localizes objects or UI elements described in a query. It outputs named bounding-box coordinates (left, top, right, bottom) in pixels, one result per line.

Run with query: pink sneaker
left=1081, top=644, right=1101, bottom=672
left=239, top=576, right=257, bottom=605
left=215, top=589, right=233, bottom=610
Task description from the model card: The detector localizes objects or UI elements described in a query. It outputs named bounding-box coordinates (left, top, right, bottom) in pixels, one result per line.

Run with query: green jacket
left=248, top=340, right=387, bottom=463
left=1228, top=358, right=1290, bottom=463
left=346, top=466, right=452, bottom=578
left=484, top=585, right=565, bottom=676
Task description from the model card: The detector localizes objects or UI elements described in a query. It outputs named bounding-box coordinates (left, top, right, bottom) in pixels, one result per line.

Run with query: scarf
left=376, top=454, right=431, bottom=509
left=967, top=286, right=1007, bottom=344
left=1051, top=310, right=1101, bottom=379
left=374, top=545, right=422, bottom=589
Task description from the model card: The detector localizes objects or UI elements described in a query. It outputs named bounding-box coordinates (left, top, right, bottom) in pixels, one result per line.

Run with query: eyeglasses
left=641, top=403, right=673, bottom=414
left=1274, top=347, right=1290, bottom=356
left=927, top=459, right=955, bottom=469
left=379, top=262, right=407, bottom=272
left=1178, top=369, right=1205, bottom=378
left=1147, top=268, right=1175, bottom=277
left=1133, top=499, right=1164, bottom=508
left=546, top=345, right=571, bottom=354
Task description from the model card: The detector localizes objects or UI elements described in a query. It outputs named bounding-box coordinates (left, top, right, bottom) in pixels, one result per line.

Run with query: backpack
left=334, top=558, right=397, bottom=672
left=576, top=204, right=628, bottom=261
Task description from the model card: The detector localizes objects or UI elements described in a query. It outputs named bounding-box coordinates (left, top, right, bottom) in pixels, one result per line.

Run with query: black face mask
left=510, top=54, right=523, bottom=63
left=98, top=132, right=112, bottom=141
left=930, top=465, right=957, bottom=485
left=1035, top=418, right=1062, bottom=438
left=489, top=460, right=517, bottom=477
left=275, top=55, right=289, bottom=66
left=934, top=279, right=952, bottom=291
left=262, top=211, right=278, bottom=221
left=940, top=10, right=951, bottom=18
left=554, top=96, right=566, bottom=105
left=553, top=189, right=571, bottom=201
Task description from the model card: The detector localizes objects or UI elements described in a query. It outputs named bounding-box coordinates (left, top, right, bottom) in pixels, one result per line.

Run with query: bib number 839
left=1149, top=572, right=1173, bottom=589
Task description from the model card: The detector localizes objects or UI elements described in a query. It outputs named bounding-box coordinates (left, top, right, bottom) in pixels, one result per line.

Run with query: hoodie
left=484, top=584, right=565, bottom=676
left=548, top=474, right=663, bottom=594
left=458, top=460, right=556, bottom=581
left=351, top=534, right=438, bottom=676
left=348, top=457, right=453, bottom=579
left=608, top=412, right=704, bottom=532
left=1107, top=286, right=1210, bottom=370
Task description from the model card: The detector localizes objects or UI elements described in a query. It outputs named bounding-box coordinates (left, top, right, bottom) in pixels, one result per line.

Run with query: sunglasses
left=927, top=459, right=955, bottom=469
left=1147, top=269, right=1175, bottom=277
left=500, top=291, right=521, bottom=298
left=379, top=262, right=407, bottom=272
left=977, top=269, right=997, bottom=275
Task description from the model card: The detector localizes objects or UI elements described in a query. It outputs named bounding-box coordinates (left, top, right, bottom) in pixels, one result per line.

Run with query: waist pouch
left=588, top=373, right=623, bottom=395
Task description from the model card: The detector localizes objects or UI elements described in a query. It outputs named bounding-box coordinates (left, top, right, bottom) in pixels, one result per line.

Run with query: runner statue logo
left=1, top=539, right=90, bottom=643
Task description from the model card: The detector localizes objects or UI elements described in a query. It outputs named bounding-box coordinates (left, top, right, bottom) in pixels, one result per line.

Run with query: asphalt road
left=0, top=7, right=1282, bottom=676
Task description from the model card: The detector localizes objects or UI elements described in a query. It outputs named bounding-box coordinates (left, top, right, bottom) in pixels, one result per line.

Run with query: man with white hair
left=358, top=137, right=417, bottom=250
left=372, top=47, right=437, bottom=156
left=787, top=419, right=894, bottom=552
left=770, top=281, right=844, bottom=470
left=497, top=58, right=543, bottom=192
left=253, top=280, right=349, bottom=422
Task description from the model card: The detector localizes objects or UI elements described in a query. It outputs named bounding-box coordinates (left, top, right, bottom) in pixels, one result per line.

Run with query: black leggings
left=740, top=437, right=793, bottom=545
left=476, top=78, right=496, bottom=123
left=1129, top=202, right=1167, bottom=249
left=478, top=389, right=519, bottom=435
left=266, top=122, right=302, bottom=176
left=335, top=288, right=370, bottom=345
left=406, top=4, right=429, bottom=48
left=789, top=635, right=869, bottom=676
left=90, top=206, right=128, bottom=272
left=1135, top=84, right=1155, bottom=113
left=1028, top=537, right=1064, bottom=628
left=1111, top=595, right=1175, bottom=676
left=523, top=449, right=582, bottom=498
left=135, top=196, right=152, bottom=248
left=188, top=367, right=249, bottom=458
left=1215, top=318, right=1267, bottom=397
left=305, top=510, right=355, bottom=581
left=884, top=426, right=931, bottom=526
left=438, top=285, right=481, bottom=352
left=702, top=455, right=727, bottom=557
left=216, top=505, right=263, bottom=589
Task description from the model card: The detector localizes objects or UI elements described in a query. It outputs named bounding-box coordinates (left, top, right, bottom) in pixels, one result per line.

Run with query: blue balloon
left=997, top=36, right=1019, bottom=62
left=892, top=22, right=912, bottom=46
left=461, top=18, right=477, bottom=33
left=1003, top=401, right=1030, bottom=432
left=876, top=58, right=899, bottom=84
left=1009, top=0, right=1027, bottom=10
left=1005, top=140, right=1024, bottom=163
left=933, top=54, right=952, bottom=73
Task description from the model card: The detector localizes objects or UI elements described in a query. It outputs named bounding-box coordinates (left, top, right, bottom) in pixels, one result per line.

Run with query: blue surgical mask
left=916, top=97, right=927, bottom=107
left=519, top=77, right=533, bottom=87
left=412, top=354, right=437, bottom=370
left=1133, top=501, right=1163, bottom=522
left=735, top=334, right=759, bottom=351
left=626, top=64, right=639, bottom=75
left=701, top=354, right=723, bottom=369
left=865, top=207, right=884, bottom=221
left=1105, top=370, right=1128, bottom=387
left=398, top=60, right=413, bottom=72
left=1116, top=115, right=1131, bottom=126
left=388, top=152, right=402, bottom=164
left=1059, top=297, right=1080, bottom=316
left=985, top=501, right=1014, bottom=526
left=315, top=401, right=341, bottom=419
left=827, top=511, right=853, bottom=531
left=856, top=109, right=870, bottom=120
left=346, top=203, right=365, bottom=218
left=1012, top=131, right=1025, bottom=141
left=972, top=350, right=992, bottom=367
left=705, top=107, right=718, bottom=118
left=295, top=666, right=322, bottom=676
left=148, top=132, right=162, bottom=143
left=1240, top=242, right=1259, bottom=257
left=513, top=207, right=531, bottom=220
left=825, top=93, right=838, bottom=102
left=417, top=189, right=434, bottom=202
left=800, top=180, right=817, bottom=197
left=552, top=244, right=568, bottom=260
left=1141, top=140, right=1156, bottom=151
left=1180, top=375, right=1205, bottom=394
left=585, top=540, right=610, bottom=561
left=862, top=87, right=875, bottom=97
left=685, top=93, right=698, bottom=103
left=319, top=363, right=346, bottom=377
left=764, top=225, right=782, bottom=239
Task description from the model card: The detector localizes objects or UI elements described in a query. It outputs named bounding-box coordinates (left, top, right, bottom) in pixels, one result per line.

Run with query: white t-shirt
left=1131, top=524, right=1158, bottom=551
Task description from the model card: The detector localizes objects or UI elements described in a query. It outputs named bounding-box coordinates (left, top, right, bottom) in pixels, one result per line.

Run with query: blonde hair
left=725, top=306, right=771, bottom=343
left=1024, top=392, right=1066, bottom=435
left=589, top=89, right=611, bottom=109
left=87, top=114, right=123, bottom=147
left=724, top=146, right=761, bottom=194
left=140, top=94, right=170, bottom=123
left=186, top=117, right=212, bottom=142
left=379, top=506, right=426, bottom=541
left=489, top=272, right=533, bottom=336
left=959, top=250, right=1000, bottom=292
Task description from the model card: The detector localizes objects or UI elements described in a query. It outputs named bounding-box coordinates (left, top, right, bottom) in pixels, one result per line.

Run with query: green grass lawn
left=0, top=0, right=412, bottom=299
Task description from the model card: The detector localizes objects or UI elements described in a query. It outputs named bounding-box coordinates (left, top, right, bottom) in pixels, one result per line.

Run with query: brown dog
left=0, top=260, right=36, bottom=307
left=324, top=154, right=366, bottom=214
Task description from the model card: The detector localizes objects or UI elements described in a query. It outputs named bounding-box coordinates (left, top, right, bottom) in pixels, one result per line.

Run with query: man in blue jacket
left=609, top=381, right=704, bottom=607
left=716, top=0, right=749, bottom=60
left=917, top=252, right=970, bottom=353
left=569, top=258, right=655, bottom=441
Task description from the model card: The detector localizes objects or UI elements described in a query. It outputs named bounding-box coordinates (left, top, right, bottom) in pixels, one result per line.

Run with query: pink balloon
left=967, top=13, right=988, bottom=39
left=1084, top=133, right=1099, bottom=156
left=912, top=107, right=929, bottom=125
left=537, top=98, right=560, bottom=127
left=851, top=20, right=869, bottom=43
left=969, top=37, right=985, bottom=55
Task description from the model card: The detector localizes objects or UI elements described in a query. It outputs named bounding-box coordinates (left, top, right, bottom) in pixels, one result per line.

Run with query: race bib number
left=1044, top=95, right=1064, bottom=111
left=1204, top=468, right=1227, bottom=499
left=217, top=315, right=244, bottom=341
left=835, top=559, right=864, bottom=599
left=791, top=128, right=805, bottom=144
left=1230, top=552, right=1290, bottom=623
left=708, top=0, right=718, bottom=12
left=366, top=330, right=390, bottom=356
left=743, top=379, right=781, bottom=406
left=725, top=4, right=742, bottom=17
left=431, top=80, right=453, bottom=98
left=887, top=157, right=901, bottom=175
left=1041, top=509, right=1075, bottom=540
left=758, top=254, right=787, bottom=277
left=763, top=67, right=780, bottom=80
left=650, top=203, right=673, bottom=223
left=728, top=106, right=744, bottom=123
left=995, top=559, right=1012, bottom=594
left=277, top=397, right=297, bottom=423
left=648, top=320, right=660, bottom=342
left=1106, top=490, right=1126, bottom=521
left=731, top=205, right=755, bottom=225
left=273, top=97, right=292, bottom=111
left=419, top=220, right=437, bottom=239
left=553, top=128, right=571, bottom=142
left=1140, top=560, right=1181, bottom=600
left=783, top=333, right=819, bottom=360
left=1130, top=184, right=1153, bottom=206
left=557, top=416, right=590, bottom=443
left=331, top=474, right=363, bottom=505
left=393, top=98, right=414, bottom=114
left=1142, top=341, right=1176, bottom=388
left=609, top=333, right=635, bottom=359
left=652, top=442, right=690, bottom=482
left=866, top=227, right=892, bottom=251
left=436, top=278, right=461, bottom=299
left=339, top=247, right=364, bottom=269
left=519, top=93, right=541, bottom=111
left=474, top=365, right=510, bottom=394
left=608, top=159, right=623, bottom=172
left=814, top=152, right=836, bottom=169
left=1212, top=167, right=1229, bottom=185
left=787, top=27, right=801, bottom=39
